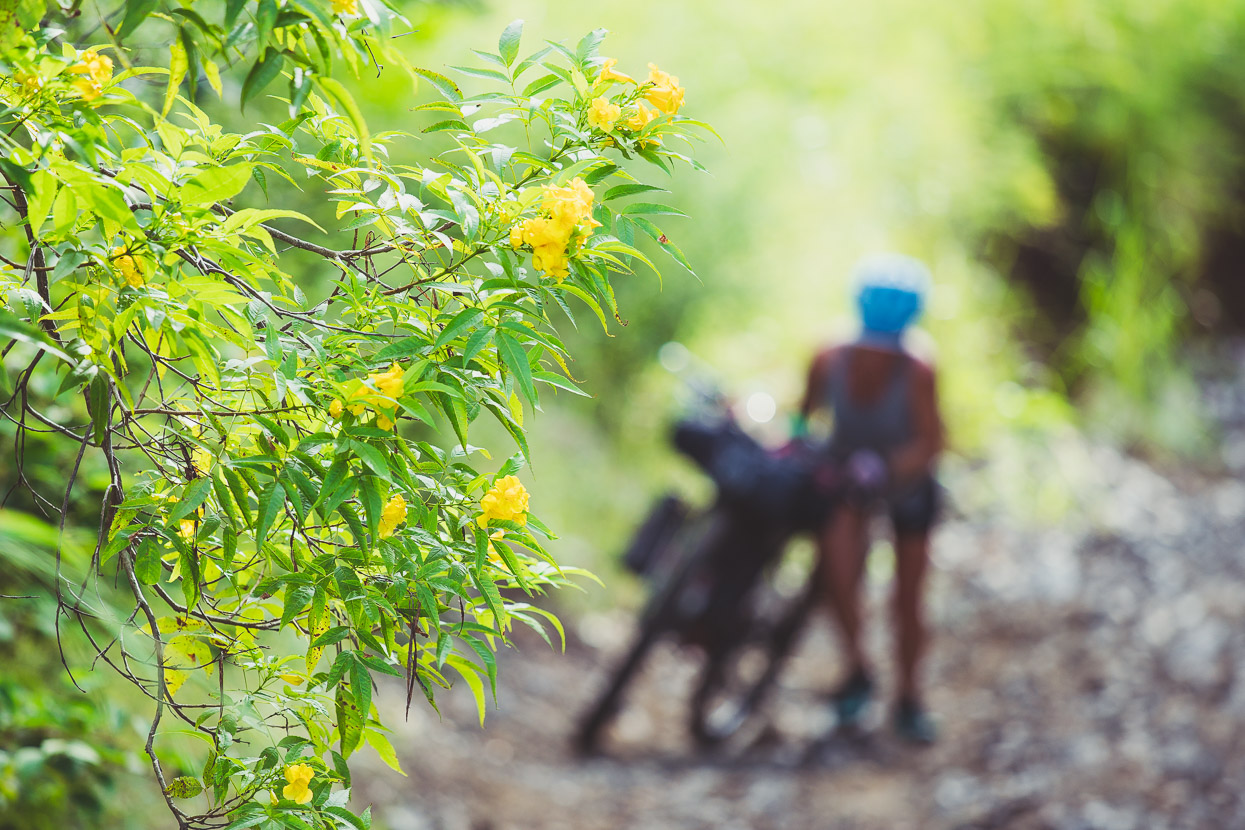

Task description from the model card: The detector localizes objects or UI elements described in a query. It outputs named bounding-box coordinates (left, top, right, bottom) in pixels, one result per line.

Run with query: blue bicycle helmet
left=853, top=253, right=930, bottom=345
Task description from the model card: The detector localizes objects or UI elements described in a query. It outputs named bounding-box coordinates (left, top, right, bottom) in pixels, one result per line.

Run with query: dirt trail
left=353, top=359, right=1245, bottom=829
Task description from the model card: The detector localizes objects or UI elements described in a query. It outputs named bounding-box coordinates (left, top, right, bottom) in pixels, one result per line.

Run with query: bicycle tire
left=573, top=510, right=726, bottom=754
left=687, top=564, right=821, bottom=748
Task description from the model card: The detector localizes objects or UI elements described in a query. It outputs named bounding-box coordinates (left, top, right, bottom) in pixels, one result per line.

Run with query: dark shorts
left=887, top=475, right=941, bottom=535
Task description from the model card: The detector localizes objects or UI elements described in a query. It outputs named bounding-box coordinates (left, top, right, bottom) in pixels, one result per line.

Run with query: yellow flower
left=328, top=399, right=343, bottom=419
left=625, top=102, right=658, bottom=132
left=379, top=494, right=407, bottom=539
left=282, top=763, right=314, bottom=805
left=111, top=246, right=145, bottom=287
left=531, top=245, right=569, bottom=282
left=510, top=179, right=599, bottom=280
left=598, top=58, right=636, bottom=85
left=477, top=475, right=529, bottom=528
left=178, top=519, right=196, bottom=541
left=376, top=412, right=394, bottom=431
left=541, top=178, right=599, bottom=235
left=486, top=528, right=506, bottom=562
left=331, top=0, right=358, bottom=15
left=73, top=50, right=114, bottom=84
left=368, top=363, right=404, bottom=400
left=644, top=63, right=685, bottom=115
left=15, top=70, right=43, bottom=95
left=587, top=96, right=622, bottom=132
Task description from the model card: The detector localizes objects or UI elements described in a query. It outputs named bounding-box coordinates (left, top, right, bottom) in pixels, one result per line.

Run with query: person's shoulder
left=811, top=344, right=845, bottom=370
left=904, top=351, right=938, bottom=392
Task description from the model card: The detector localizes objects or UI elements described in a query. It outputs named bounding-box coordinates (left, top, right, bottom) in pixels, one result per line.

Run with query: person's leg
left=892, top=529, right=930, bottom=703
left=818, top=504, right=870, bottom=677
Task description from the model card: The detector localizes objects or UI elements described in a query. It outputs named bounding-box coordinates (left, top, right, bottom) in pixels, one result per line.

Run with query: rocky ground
left=352, top=346, right=1245, bottom=830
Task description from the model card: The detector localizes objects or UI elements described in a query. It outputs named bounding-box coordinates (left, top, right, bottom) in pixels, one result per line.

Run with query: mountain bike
left=574, top=413, right=841, bottom=753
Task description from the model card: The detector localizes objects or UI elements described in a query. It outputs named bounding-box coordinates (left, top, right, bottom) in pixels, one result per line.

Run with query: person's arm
left=889, top=358, right=944, bottom=486
left=795, top=347, right=837, bottom=436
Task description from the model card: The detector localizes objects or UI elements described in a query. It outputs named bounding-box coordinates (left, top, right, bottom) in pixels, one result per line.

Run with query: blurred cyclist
left=795, top=254, right=944, bottom=744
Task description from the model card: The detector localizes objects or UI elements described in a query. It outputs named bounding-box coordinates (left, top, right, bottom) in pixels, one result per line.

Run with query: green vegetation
left=1, top=1, right=710, bottom=826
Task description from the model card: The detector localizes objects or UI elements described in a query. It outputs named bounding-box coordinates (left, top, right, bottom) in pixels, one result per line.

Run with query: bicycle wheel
left=687, top=561, right=821, bottom=748
left=573, top=508, right=726, bottom=755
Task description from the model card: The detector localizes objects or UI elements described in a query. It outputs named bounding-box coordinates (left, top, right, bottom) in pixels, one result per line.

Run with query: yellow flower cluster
left=643, top=64, right=685, bottom=115
left=593, top=58, right=681, bottom=138
left=332, top=0, right=358, bottom=14
left=379, top=493, right=407, bottom=539
left=509, top=178, right=599, bottom=281
left=111, top=246, right=145, bottom=288
left=477, top=475, right=529, bottom=528
left=71, top=49, right=113, bottom=102
left=282, top=764, right=315, bottom=805
left=328, top=363, right=405, bottom=429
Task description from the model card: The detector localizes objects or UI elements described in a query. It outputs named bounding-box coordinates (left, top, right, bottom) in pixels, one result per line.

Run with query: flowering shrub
left=0, top=3, right=710, bottom=827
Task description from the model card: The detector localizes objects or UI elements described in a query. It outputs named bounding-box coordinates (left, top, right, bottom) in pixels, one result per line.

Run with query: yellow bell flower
left=111, top=247, right=145, bottom=287
left=332, top=0, right=358, bottom=15
left=368, top=363, right=405, bottom=400
left=477, top=475, right=529, bottom=527
left=282, top=764, right=314, bottom=805
left=15, top=70, right=43, bottom=95
left=598, top=58, right=635, bottom=85
left=625, top=102, right=658, bottom=132
left=644, top=63, right=685, bottom=115
left=376, top=412, right=394, bottom=431
left=379, top=494, right=407, bottom=539
left=587, top=96, right=622, bottom=132
left=73, top=50, right=113, bottom=84
left=328, top=399, right=343, bottom=419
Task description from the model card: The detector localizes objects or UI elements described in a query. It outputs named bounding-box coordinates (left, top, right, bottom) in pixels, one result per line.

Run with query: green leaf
left=434, top=307, right=484, bottom=348
left=618, top=202, right=688, bottom=218
left=335, top=681, right=364, bottom=757
left=450, top=65, right=510, bottom=83
left=181, top=165, right=253, bottom=205
left=164, top=776, right=204, bottom=799
left=602, top=183, right=670, bottom=202
left=255, top=480, right=286, bottom=551
left=134, top=538, right=163, bottom=584
left=163, top=39, right=188, bottom=117
left=495, top=331, right=536, bottom=407
left=445, top=654, right=487, bottom=726
left=0, top=311, right=72, bottom=363
left=498, top=19, right=523, bottom=66
left=179, top=546, right=201, bottom=608
left=363, top=730, right=406, bottom=775
left=241, top=49, right=283, bottom=111
left=350, top=440, right=391, bottom=482
left=26, top=169, right=56, bottom=238
left=374, top=337, right=430, bottom=362
left=422, top=119, right=470, bottom=134
left=169, top=477, right=213, bottom=522
left=412, top=66, right=463, bottom=102
left=116, top=0, right=157, bottom=40
left=281, top=582, right=315, bottom=628
left=87, top=374, right=110, bottom=443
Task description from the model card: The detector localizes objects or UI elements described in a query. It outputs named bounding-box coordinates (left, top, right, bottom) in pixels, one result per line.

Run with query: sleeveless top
left=825, top=345, right=913, bottom=456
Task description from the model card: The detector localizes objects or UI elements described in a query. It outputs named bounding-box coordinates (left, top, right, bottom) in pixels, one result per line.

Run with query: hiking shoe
left=830, top=670, right=874, bottom=727
left=893, top=698, right=938, bottom=745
